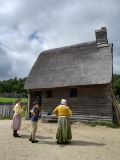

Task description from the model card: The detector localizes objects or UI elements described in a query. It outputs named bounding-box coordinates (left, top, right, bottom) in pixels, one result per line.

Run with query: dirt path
left=0, top=120, right=120, bottom=160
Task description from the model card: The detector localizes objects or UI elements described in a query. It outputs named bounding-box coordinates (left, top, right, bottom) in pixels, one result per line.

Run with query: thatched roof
left=24, top=41, right=113, bottom=89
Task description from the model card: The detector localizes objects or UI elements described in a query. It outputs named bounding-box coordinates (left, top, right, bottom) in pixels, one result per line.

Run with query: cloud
left=0, top=46, right=13, bottom=79
left=0, top=0, right=120, bottom=80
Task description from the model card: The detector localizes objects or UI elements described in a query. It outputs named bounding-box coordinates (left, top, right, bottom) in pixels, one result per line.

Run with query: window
left=70, top=88, right=77, bottom=97
left=46, top=90, right=52, bottom=98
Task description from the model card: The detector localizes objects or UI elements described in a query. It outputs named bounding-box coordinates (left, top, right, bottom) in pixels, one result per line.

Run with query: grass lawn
left=0, top=97, right=28, bottom=103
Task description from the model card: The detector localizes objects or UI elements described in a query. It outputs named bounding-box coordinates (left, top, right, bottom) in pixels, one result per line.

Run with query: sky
left=0, top=0, right=120, bottom=80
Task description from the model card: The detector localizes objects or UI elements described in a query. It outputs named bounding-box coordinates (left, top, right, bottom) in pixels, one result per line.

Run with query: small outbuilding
left=25, top=27, right=116, bottom=122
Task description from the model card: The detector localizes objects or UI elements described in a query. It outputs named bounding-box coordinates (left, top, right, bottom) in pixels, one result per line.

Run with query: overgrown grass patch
left=0, top=115, right=12, bottom=120
left=84, top=121, right=119, bottom=128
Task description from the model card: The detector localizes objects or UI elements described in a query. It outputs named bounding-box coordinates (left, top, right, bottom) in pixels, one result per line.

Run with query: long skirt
left=56, top=117, right=72, bottom=142
left=11, top=114, right=21, bottom=130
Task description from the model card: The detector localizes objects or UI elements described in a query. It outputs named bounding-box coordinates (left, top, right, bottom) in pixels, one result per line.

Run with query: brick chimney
left=95, top=27, right=108, bottom=47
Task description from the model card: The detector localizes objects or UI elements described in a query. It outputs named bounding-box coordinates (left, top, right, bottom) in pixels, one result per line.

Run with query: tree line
left=112, top=74, right=120, bottom=101
left=0, top=75, right=120, bottom=99
left=0, top=77, right=27, bottom=98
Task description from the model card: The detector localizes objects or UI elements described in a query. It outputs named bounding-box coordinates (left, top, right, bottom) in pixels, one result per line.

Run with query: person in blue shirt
left=29, top=102, right=40, bottom=143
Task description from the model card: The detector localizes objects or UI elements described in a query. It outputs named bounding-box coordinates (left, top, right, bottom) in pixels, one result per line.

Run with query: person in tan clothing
left=11, top=99, right=23, bottom=137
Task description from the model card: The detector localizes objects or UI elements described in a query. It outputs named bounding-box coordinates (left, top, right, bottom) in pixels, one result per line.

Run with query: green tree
left=0, top=77, right=27, bottom=97
left=112, top=74, right=120, bottom=101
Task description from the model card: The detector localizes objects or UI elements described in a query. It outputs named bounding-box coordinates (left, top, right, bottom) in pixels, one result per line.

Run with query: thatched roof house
left=25, top=27, right=114, bottom=122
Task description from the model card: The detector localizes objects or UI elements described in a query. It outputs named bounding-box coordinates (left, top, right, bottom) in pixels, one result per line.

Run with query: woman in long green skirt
left=53, top=99, right=72, bottom=144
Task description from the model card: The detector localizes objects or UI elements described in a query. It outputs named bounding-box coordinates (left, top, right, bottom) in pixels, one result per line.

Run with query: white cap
left=61, top=99, right=67, bottom=105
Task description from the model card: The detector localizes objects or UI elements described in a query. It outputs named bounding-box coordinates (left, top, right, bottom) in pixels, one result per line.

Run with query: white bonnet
left=61, top=99, right=67, bottom=105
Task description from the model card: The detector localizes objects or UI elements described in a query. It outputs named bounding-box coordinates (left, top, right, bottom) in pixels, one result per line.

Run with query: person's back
left=54, top=104, right=72, bottom=117
left=53, top=99, right=72, bottom=144
left=56, top=105, right=71, bottom=116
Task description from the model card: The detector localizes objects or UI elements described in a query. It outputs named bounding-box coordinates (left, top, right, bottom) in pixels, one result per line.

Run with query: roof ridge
left=41, top=41, right=96, bottom=54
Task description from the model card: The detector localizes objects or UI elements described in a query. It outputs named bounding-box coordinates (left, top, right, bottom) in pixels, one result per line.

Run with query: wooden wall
left=29, top=84, right=113, bottom=121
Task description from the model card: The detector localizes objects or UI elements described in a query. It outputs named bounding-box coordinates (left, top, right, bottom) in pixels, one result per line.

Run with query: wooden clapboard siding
left=28, top=84, right=112, bottom=121
left=37, top=84, right=112, bottom=121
